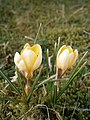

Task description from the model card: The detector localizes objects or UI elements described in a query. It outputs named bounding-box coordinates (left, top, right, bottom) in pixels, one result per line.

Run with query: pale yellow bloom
left=14, top=43, right=42, bottom=79
left=57, top=45, right=78, bottom=75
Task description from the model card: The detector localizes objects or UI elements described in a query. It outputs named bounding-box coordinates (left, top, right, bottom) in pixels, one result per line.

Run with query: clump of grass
left=0, top=0, right=90, bottom=119
left=0, top=37, right=88, bottom=120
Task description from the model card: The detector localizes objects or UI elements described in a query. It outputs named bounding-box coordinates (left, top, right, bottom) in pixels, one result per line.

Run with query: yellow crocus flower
left=14, top=43, right=42, bottom=79
left=57, top=45, right=78, bottom=75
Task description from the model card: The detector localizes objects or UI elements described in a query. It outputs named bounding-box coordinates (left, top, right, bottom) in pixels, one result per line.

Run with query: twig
left=62, top=4, right=65, bottom=18
left=56, top=106, right=90, bottom=112
left=24, top=36, right=34, bottom=40
left=83, top=30, right=90, bottom=35
left=18, top=106, right=34, bottom=120
left=70, top=6, right=84, bottom=17
left=70, top=97, right=79, bottom=120
left=35, top=104, right=63, bottom=120
left=34, top=23, right=42, bottom=44
left=38, top=104, right=50, bottom=120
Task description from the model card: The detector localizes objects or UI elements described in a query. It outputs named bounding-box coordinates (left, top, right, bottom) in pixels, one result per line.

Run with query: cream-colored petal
left=32, top=52, right=42, bottom=71
left=57, top=49, right=69, bottom=72
left=18, top=60, right=27, bottom=71
left=30, top=44, right=41, bottom=55
left=72, top=49, right=78, bottom=65
left=57, top=45, right=67, bottom=57
left=14, top=52, right=22, bottom=67
left=24, top=43, right=30, bottom=49
left=68, top=52, right=74, bottom=68
left=32, top=44, right=42, bottom=71
left=21, top=43, right=31, bottom=55
left=67, top=46, right=73, bottom=53
left=21, top=49, right=37, bottom=71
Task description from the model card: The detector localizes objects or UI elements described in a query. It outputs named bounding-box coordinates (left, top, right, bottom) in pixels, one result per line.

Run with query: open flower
left=14, top=43, right=42, bottom=79
left=57, top=45, right=78, bottom=75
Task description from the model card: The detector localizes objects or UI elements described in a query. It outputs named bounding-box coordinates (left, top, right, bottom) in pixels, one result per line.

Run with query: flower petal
left=30, top=44, right=41, bottom=56
left=21, top=49, right=37, bottom=71
left=31, top=44, right=42, bottom=71
left=68, top=52, right=74, bottom=68
left=24, top=43, right=30, bottom=49
left=57, top=45, right=67, bottom=56
left=18, top=60, right=27, bottom=71
left=67, top=46, right=73, bottom=53
left=14, top=52, right=22, bottom=67
left=57, top=49, right=69, bottom=72
left=72, top=49, right=78, bottom=64
left=21, top=43, right=31, bottom=55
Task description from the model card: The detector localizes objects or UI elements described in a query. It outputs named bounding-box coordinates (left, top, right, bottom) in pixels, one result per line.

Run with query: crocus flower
left=57, top=45, right=78, bottom=75
left=14, top=43, right=42, bottom=79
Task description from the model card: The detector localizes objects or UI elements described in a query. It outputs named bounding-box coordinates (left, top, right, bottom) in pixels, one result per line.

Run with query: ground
left=0, top=0, right=90, bottom=120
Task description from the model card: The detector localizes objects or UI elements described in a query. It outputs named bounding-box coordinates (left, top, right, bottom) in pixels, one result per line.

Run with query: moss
left=0, top=0, right=90, bottom=119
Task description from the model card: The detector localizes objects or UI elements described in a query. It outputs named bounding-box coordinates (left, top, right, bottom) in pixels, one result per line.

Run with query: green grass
left=0, top=0, right=90, bottom=119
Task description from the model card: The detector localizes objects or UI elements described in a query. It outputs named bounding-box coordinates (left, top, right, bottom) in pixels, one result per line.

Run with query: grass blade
left=68, top=51, right=88, bottom=81
left=16, top=69, right=26, bottom=97
left=0, top=97, right=16, bottom=101
left=27, top=66, right=43, bottom=103
left=57, top=61, right=87, bottom=100
left=0, top=69, right=21, bottom=96
left=53, top=85, right=57, bottom=105
left=34, top=23, right=42, bottom=44
left=37, top=74, right=56, bottom=87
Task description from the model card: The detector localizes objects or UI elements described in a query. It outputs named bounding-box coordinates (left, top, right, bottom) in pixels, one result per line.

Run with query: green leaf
left=26, top=66, right=43, bottom=103
left=57, top=52, right=87, bottom=100
left=68, top=51, right=88, bottom=81
left=73, top=46, right=90, bottom=52
left=57, top=37, right=60, bottom=51
left=34, top=23, right=42, bottom=44
left=57, top=61, right=87, bottom=100
left=16, top=69, right=26, bottom=97
left=53, top=85, right=57, bottom=105
left=0, top=69, right=21, bottom=96
left=37, top=74, right=56, bottom=88
left=0, top=97, right=16, bottom=101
